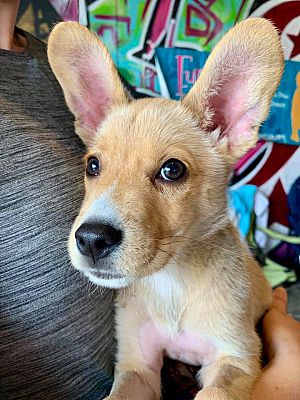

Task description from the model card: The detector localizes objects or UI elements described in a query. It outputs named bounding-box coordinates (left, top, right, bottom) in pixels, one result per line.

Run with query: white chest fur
left=136, top=264, right=218, bottom=372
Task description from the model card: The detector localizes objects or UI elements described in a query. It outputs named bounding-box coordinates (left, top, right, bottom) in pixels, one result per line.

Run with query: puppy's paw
left=195, top=387, right=234, bottom=400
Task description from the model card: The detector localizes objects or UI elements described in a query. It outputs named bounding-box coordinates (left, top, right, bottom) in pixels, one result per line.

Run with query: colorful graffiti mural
left=17, top=0, right=300, bottom=143
left=17, top=0, right=254, bottom=96
left=88, top=0, right=254, bottom=96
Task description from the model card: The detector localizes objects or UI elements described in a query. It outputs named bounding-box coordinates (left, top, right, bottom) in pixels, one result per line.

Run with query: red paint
left=141, top=67, right=159, bottom=93
left=263, top=2, right=300, bottom=34
left=186, top=0, right=222, bottom=45
left=95, top=14, right=131, bottom=34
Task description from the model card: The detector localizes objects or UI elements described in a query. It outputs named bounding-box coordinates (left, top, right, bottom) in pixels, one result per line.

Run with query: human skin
left=251, top=287, right=300, bottom=400
left=0, top=0, right=26, bottom=51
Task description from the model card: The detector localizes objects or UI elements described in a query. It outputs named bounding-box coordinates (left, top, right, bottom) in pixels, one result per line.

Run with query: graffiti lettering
left=176, top=55, right=202, bottom=96
left=141, top=67, right=160, bottom=95
left=186, top=0, right=222, bottom=45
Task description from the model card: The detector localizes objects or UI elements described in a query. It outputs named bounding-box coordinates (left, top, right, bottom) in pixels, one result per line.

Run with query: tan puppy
left=48, top=18, right=284, bottom=400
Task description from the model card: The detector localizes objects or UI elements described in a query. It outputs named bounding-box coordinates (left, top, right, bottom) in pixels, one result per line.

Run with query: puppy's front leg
left=105, top=299, right=162, bottom=400
left=105, top=367, right=160, bottom=400
left=195, top=355, right=260, bottom=400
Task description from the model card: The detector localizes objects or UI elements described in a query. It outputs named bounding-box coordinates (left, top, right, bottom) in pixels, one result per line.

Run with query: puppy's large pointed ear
left=182, top=18, right=284, bottom=163
left=48, top=22, right=127, bottom=146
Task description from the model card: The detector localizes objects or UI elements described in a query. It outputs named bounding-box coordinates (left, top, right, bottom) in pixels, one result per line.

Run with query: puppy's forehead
left=97, top=98, right=202, bottom=148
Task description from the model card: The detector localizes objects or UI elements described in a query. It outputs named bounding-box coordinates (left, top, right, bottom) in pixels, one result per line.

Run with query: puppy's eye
left=156, top=159, right=187, bottom=182
left=86, top=157, right=100, bottom=176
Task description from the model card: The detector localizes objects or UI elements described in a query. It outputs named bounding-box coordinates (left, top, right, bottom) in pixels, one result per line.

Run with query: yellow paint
left=17, top=4, right=35, bottom=36
left=291, top=72, right=300, bottom=142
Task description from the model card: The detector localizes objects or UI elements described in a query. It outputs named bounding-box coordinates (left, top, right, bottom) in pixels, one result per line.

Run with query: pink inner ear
left=71, top=91, right=108, bottom=130
left=70, top=54, right=114, bottom=130
left=210, top=77, right=259, bottom=147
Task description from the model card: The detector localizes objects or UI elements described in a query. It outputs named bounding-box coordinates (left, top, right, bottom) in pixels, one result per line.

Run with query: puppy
left=48, top=18, right=284, bottom=400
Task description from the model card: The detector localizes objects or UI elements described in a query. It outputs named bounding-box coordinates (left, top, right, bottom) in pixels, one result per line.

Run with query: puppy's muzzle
left=75, top=222, right=122, bottom=262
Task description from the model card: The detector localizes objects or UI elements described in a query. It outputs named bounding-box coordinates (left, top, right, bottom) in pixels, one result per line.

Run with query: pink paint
left=49, top=0, right=70, bottom=19
left=165, top=19, right=176, bottom=48
left=184, top=68, right=202, bottom=85
left=187, top=4, right=211, bottom=37
left=139, top=320, right=217, bottom=373
left=142, top=0, right=153, bottom=20
left=176, top=55, right=192, bottom=97
left=141, top=67, right=159, bottom=94
left=97, top=25, right=119, bottom=46
left=234, top=140, right=266, bottom=173
left=95, top=15, right=131, bottom=35
left=144, top=0, right=173, bottom=57
left=49, top=0, right=79, bottom=21
left=186, top=0, right=222, bottom=45
left=176, top=55, right=202, bottom=97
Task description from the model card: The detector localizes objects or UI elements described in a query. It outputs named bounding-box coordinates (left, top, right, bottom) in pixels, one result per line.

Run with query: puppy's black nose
left=75, top=223, right=122, bottom=261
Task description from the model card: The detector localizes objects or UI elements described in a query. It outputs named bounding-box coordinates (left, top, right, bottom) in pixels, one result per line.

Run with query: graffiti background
left=17, top=0, right=300, bottom=143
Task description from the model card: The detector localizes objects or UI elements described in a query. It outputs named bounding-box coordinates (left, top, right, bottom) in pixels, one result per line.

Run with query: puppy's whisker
left=156, top=234, right=246, bottom=258
left=157, top=248, right=178, bottom=265
left=159, top=239, right=200, bottom=260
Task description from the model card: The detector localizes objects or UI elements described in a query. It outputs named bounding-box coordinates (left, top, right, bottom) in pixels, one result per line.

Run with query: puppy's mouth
left=87, top=267, right=125, bottom=280
left=82, top=266, right=134, bottom=289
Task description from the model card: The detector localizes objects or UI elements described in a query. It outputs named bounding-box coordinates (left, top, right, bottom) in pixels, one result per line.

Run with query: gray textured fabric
left=287, top=283, right=300, bottom=322
left=0, top=29, right=115, bottom=400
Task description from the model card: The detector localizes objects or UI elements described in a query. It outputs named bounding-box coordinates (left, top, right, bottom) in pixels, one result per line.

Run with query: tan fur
left=183, top=18, right=283, bottom=163
left=48, top=21, right=127, bottom=146
left=48, top=18, right=284, bottom=400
